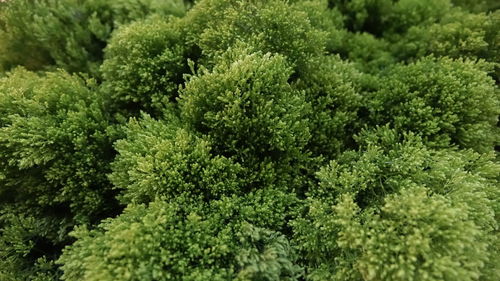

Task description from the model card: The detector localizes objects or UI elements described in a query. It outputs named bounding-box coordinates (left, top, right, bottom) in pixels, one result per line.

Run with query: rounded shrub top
left=179, top=47, right=311, bottom=170
left=109, top=114, right=244, bottom=204
left=0, top=0, right=498, bottom=280
left=0, top=68, right=115, bottom=222
left=366, top=57, right=499, bottom=153
left=101, top=15, right=190, bottom=115
left=292, top=127, right=500, bottom=280
left=0, top=68, right=118, bottom=280
left=59, top=198, right=302, bottom=281
left=181, top=0, right=327, bottom=69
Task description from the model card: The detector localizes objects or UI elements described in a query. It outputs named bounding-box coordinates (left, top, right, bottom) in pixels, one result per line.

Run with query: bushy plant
left=179, top=46, right=312, bottom=189
left=0, top=68, right=118, bottom=279
left=0, top=0, right=187, bottom=75
left=327, top=0, right=451, bottom=36
left=109, top=113, right=244, bottom=204
left=293, top=55, right=363, bottom=158
left=293, top=127, right=499, bottom=280
left=100, top=15, right=192, bottom=115
left=181, top=0, right=327, bottom=70
left=365, top=57, right=499, bottom=153
left=290, top=0, right=345, bottom=54
left=392, top=10, right=499, bottom=63
left=325, top=0, right=500, bottom=76
left=0, top=0, right=498, bottom=280
left=452, top=0, right=500, bottom=12
left=338, top=32, right=395, bottom=72
left=0, top=68, right=116, bottom=222
left=59, top=198, right=302, bottom=281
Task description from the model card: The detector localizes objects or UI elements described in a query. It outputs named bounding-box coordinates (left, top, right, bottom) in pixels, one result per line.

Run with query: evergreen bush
left=179, top=46, right=313, bottom=189
left=0, top=0, right=187, bottom=75
left=0, top=0, right=498, bottom=280
left=100, top=15, right=191, bottom=115
left=109, top=113, right=244, bottom=204
left=293, top=55, right=363, bottom=158
left=0, top=68, right=118, bottom=279
left=293, top=127, right=499, bottom=280
left=59, top=198, right=302, bottom=281
left=365, top=57, right=499, bottom=153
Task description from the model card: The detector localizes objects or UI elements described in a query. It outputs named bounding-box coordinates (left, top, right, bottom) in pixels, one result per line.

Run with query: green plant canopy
left=0, top=0, right=498, bottom=280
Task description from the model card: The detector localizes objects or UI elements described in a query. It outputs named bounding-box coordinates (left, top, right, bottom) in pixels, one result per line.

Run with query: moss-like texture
left=0, top=0, right=498, bottom=280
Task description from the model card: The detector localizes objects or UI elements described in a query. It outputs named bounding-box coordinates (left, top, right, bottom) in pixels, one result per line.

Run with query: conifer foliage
left=0, top=0, right=498, bottom=280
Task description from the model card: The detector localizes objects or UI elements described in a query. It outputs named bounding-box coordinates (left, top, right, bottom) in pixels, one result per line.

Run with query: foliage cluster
left=0, top=0, right=498, bottom=280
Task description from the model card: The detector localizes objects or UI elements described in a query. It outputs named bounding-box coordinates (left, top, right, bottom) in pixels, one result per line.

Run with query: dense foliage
left=0, top=0, right=498, bottom=280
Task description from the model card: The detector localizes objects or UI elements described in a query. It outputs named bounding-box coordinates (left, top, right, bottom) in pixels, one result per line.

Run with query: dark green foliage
left=366, top=57, right=500, bottom=153
left=59, top=198, right=302, bottom=281
left=294, top=55, right=363, bottom=158
left=100, top=15, right=191, bottom=115
left=327, top=0, right=394, bottom=34
left=324, top=0, right=500, bottom=75
left=0, top=0, right=187, bottom=75
left=85, top=0, right=187, bottom=23
left=452, top=0, right=500, bottom=12
left=291, top=0, right=345, bottom=53
left=384, top=0, right=451, bottom=35
left=0, top=68, right=117, bottom=279
left=392, top=10, right=499, bottom=63
left=328, top=0, right=451, bottom=36
left=0, top=211, right=64, bottom=281
left=338, top=32, right=395, bottom=72
left=392, top=9, right=500, bottom=81
left=293, top=127, right=500, bottom=280
left=0, top=68, right=115, bottom=222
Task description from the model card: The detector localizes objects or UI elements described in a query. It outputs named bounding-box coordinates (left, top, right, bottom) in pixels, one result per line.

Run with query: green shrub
left=338, top=32, right=395, bottom=72
left=0, top=67, right=116, bottom=222
left=327, top=0, right=451, bottom=36
left=326, top=0, right=394, bottom=35
left=59, top=198, right=302, bottom=281
left=452, top=0, right=500, bottom=12
left=392, top=10, right=499, bottom=63
left=100, top=15, right=191, bottom=115
left=385, top=0, right=451, bottom=35
left=179, top=46, right=312, bottom=189
left=0, top=0, right=187, bottom=75
left=181, top=0, right=327, bottom=70
left=291, top=0, right=346, bottom=54
left=0, top=211, right=65, bottom=281
left=293, top=55, right=363, bottom=159
left=365, top=57, right=499, bottom=153
left=0, top=68, right=117, bottom=279
left=0, top=1, right=498, bottom=280
left=109, top=113, right=244, bottom=204
left=293, top=127, right=499, bottom=280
